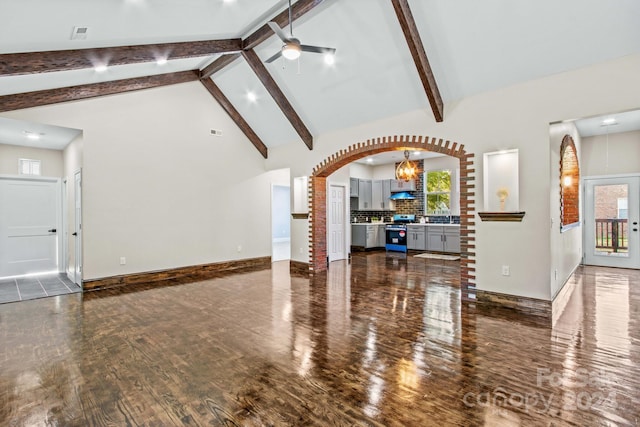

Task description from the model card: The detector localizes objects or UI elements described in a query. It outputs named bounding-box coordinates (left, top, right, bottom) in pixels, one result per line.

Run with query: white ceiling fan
left=265, top=0, right=336, bottom=63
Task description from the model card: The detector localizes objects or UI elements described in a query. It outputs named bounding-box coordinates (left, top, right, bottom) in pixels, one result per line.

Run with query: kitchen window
left=425, top=169, right=451, bottom=215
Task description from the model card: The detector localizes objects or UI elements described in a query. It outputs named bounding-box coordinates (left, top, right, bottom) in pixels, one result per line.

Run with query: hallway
left=0, top=253, right=638, bottom=425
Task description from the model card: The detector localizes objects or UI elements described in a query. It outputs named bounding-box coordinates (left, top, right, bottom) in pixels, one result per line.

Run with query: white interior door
left=584, top=176, right=639, bottom=268
left=328, top=185, right=346, bottom=262
left=0, top=177, right=61, bottom=277
left=74, top=170, right=83, bottom=286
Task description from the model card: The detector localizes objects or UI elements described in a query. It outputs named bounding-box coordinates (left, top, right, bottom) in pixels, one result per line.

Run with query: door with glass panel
left=584, top=177, right=639, bottom=268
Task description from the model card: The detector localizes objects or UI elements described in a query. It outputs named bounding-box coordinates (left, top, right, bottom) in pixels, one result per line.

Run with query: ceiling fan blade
left=265, top=50, right=283, bottom=63
left=268, top=21, right=289, bottom=43
left=300, top=45, right=336, bottom=55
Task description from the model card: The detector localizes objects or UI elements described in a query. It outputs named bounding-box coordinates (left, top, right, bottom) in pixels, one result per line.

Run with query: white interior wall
left=266, top=53, right=640, bottom=301
left=0, top=144, right=63, bottom=177
left=581, top=130, right=640, bottom=177
left=349, top=163, right=374, bottom=180
left=62, top=134, right=83, bottom=278
left=372, top=163, right=396, bottom=180
left=4, top=82, right=271, bottom=280
left=549, top=122, right=582, bottom=298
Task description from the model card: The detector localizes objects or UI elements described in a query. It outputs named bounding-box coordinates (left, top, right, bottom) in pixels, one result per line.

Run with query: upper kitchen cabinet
left=349, top=178, right=359, bottom=198
left=390, top=179, right=416, bottom=192
left=358, top=179, right=373, bottom=210
left=372, top=180, right=393, bottom=211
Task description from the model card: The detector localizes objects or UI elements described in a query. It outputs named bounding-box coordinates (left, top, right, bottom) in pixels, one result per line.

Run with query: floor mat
left=413, top=253, right=460, bottom=261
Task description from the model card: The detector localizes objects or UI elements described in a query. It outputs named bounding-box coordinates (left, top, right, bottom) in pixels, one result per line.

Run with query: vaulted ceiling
left=1, top=0, right=640, bottom=157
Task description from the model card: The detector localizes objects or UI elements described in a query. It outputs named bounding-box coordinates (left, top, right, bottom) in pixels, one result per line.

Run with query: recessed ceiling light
left=94, top=64, right=108, bottom=73
left=413, top=151, right=420, bottom=156
left=156, top=57, right=168, bottom=66
left=601, top=117, right=617, bottom=126
left=23, top=131, right=42, bottom=140
left=223, top=0, right=235, bottom=2
left=247, top=91, right=257, bottom=103
left=366, top=158, right=373, bottom=163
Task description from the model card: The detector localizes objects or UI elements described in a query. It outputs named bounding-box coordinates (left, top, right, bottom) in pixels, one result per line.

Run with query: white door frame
left=583, top=174, right=640, bottom=269
left=328, top=183, right=348, bottom=262
left=0, top=174, right=63, bottom=276
left=73, top=169, right=83, bottom=286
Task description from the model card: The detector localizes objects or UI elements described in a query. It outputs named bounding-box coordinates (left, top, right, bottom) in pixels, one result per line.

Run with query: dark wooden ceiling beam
left=243, top=0, right=327, bottom=50
left=391, top=0, right=444, bottom=122
left=241, top=49, right=313, bottom=150
left=200, top=53, right=242, bottom=79
left=0, top=39, right=242, bottom=76
left=200, top=78, right=268, bottom=159
left=0, top=71, right=199, bottom=113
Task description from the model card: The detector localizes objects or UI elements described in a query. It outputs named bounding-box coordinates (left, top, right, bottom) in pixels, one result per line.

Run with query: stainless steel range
left=385, top=214, right=415, bottom=253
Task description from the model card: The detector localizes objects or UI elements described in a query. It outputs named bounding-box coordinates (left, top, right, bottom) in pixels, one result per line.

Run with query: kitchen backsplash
left=350, top=209, right=460, bottom=224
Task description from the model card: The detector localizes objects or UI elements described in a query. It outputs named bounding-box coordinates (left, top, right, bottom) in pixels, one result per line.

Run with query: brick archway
left=309, top=135, right=476, bottom=302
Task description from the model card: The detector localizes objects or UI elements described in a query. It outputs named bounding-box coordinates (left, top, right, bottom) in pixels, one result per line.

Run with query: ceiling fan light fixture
left=282, top=42, right=301, bottom=60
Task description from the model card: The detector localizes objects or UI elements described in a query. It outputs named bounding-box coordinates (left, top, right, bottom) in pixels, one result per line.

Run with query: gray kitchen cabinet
left=372, top=180, right=383, bottom=210
left=351, top=224, right=383, bottom=249
left=444, top=227, right=461, bottom=253
left=390, top=179, right=416, bottom=192
left=358, top=179, right=372, bottom=210
left=407, top=225, right=426, bottom=250
left=381, top=179, right=392, bottom=210
left=371, top=179, right=394, bottom=211
left=350, top=178, right=359, bottom=197
left=377, top=224, right=387, bottom=247
left=427, top=226, right=460, bottom=253
left=351, top=224, right=366, bottom=247
left=427, top=226, right=444, bottom=251
left=365, top=225, right=378, bottom=248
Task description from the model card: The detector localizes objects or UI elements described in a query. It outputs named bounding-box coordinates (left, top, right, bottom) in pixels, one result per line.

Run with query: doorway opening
left=272, top=184, right=291, bottom=262
left=308, top=135, right=476, bottom=302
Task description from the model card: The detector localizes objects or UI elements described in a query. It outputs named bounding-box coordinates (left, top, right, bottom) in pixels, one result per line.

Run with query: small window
left=19, top=158, right=41, bottom=176
left=425, top=170, right=451, bottom=214
left=618, top=198, right=628, bottom=219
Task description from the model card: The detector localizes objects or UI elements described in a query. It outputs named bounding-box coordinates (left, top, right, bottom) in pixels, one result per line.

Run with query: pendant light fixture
left=396, top=150, right=418, bottom=182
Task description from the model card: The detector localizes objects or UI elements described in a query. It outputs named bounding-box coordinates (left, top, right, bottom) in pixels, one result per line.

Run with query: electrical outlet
left=501, top=265, right=510, bottom=276
left=237, top=245, right=242, bottom=252
left=120, top=257, right=126, bottom=265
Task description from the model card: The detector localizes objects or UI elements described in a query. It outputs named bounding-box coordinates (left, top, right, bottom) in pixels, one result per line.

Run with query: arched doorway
left=308, top=135, right=476, bottom=302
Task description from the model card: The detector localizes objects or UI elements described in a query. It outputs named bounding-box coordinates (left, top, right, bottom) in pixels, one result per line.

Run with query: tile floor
left=0, top=273, right=81, bottom=304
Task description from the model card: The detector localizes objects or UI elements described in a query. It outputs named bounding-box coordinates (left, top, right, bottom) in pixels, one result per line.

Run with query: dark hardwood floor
left=0, top=252, right=638, bottom=426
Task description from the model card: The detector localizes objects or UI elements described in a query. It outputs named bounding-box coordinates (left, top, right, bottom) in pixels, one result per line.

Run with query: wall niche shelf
left=291, top=213, right=309, bottom=219
left=478, top=211, right=526, bottom=222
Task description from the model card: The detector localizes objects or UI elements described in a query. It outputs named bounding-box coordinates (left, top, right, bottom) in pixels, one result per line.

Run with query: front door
left=0, top=177, right=61, bottom=277
left=584, top=176, right=640, bottom=268
left=328, top=185, right=346, bottom=262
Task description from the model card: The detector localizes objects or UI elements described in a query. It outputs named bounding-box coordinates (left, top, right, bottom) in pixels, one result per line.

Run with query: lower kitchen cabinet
left=427, top=226, right=460, bottom=253
left=407, top=225, right=426, bottom=250
left=377, top=224, right=386, bottom=247
left=352, top=224, right=387, bottom=249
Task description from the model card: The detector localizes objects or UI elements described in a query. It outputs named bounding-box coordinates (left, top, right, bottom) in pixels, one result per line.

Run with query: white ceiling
left=574, top=109, right=640, bottom=137
left=0, top=117, right=81, bottom=150
left=1, top=0, right=640, bottom=151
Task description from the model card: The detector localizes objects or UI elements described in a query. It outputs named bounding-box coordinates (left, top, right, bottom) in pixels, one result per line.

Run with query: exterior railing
left=595, top=218, right=628, bottom=252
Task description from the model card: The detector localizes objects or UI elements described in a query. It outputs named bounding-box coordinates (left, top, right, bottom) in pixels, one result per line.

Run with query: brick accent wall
left=560, top=135, right=580, bottom=227
left=309, top=135, right=476, bottom=303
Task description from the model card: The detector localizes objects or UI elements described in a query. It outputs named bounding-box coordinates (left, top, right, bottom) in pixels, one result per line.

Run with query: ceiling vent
left=210, top=129, right=223, bottom=137
left=71, top=26, right=89, bottom=40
